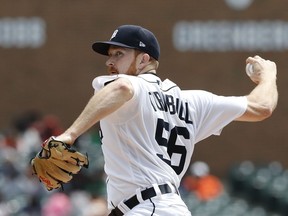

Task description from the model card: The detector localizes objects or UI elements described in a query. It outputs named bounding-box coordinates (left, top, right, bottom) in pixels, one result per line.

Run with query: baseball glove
left=31, top=136, right=89, bottom=191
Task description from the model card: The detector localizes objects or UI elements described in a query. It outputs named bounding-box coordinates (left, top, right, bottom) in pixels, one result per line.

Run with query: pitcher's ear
left=141, top=53, right=151, bottom=63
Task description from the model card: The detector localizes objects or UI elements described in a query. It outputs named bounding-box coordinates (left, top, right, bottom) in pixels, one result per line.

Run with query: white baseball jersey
left=92, top=73, right=247, bottom=210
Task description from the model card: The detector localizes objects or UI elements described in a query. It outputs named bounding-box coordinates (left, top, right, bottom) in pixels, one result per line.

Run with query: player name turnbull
left=148, top=91, right=193, bottom=124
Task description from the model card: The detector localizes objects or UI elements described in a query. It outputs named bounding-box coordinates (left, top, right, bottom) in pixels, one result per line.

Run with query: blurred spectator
left=182, top=161, right=224, bottom=201
left=69, top=191, right=109, bottom=216
left=13, top=111, right=64, bottom=160
left=42, top=193, right=72, bottom=216
left=0, top=129, right=17, bottom=149
left=34, top=114, right=64, bottom=141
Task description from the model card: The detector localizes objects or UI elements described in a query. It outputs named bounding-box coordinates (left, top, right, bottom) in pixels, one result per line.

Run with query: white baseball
left=245, top=63, right=254, bottom=76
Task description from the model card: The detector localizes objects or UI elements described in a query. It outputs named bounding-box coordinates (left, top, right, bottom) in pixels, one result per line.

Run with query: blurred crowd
left=1, top=111, right=286, bottom=216
left=0, top=110, right=226, bottom=216
left=0, top=111, right=109, bottom=216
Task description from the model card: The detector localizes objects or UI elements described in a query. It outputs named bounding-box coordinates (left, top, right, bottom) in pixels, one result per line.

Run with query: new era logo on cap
left=139, top=41, right=146, bottom=47
left=92, top=25, right=160, bottom=60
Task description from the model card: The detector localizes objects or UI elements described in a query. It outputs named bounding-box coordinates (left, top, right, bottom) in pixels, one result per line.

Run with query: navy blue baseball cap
left=92, top=25, right=160, bottom=60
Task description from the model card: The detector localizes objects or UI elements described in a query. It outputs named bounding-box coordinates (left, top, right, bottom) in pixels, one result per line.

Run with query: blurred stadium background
left=0, top=0, right=287, bottom=215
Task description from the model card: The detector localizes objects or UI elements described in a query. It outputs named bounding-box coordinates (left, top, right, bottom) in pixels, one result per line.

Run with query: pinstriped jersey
left=92, top=73, right=247, bottom=209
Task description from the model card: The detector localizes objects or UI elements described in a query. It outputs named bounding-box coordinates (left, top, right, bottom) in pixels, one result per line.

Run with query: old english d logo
left=110, top=29, right=118, bottom=40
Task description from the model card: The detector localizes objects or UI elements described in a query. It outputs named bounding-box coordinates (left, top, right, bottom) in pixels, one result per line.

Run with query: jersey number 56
left=155, top=118, right=189, bottom=175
